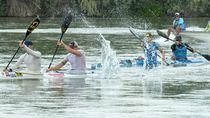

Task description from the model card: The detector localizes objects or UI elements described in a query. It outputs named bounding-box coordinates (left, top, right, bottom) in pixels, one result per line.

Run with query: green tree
left=0, top=0, right=6, bottom=16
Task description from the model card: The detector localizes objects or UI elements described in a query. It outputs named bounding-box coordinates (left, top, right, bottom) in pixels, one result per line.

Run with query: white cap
left=69, top=41, right=78, bottom=47
left=175, top=12, right=180, bottom=16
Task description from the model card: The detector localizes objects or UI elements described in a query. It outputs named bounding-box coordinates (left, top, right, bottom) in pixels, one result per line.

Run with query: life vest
left=173, top=44, right=187, bottom=60
left=173, top=17, right=186, bottom=31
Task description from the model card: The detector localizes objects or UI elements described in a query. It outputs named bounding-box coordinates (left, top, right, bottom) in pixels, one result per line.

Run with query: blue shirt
left=144, top=42, right=160, bottom=69
left=171, top=43, right=187, bottom=60
left=173, top=17, right=186, bottom=31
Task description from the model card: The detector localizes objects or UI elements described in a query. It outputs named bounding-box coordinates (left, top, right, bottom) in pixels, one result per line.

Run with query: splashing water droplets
left=81, top=16, right=120, bottom=79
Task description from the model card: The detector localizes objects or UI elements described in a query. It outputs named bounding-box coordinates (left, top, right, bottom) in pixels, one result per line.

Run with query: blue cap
left=175, top=35, right=182, bottom=41
left=24, top=40, right=33, bottom=46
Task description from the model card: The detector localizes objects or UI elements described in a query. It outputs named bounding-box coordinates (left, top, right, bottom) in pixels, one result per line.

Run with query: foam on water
left=186, top=26, right=205, bottom=31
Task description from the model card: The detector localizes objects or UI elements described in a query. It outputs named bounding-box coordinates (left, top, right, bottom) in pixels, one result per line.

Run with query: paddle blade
left=129, top=28, right=141, bottom=39
left=25, top=18, right=40, bottom=38
left=61, top=13, right=73, bottom=33
left=156, top=30, right=169, bottom=39
left=202, top=54, right=210, bottom=61
left=197, top=52, right=210, bottom=61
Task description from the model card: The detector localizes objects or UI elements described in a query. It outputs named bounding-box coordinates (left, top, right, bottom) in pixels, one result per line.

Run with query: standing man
left=143, top=33, right=165, bottom=70
left=47, top=40, right=86, bottom=74
left=168, top=12, right=186, bottom=37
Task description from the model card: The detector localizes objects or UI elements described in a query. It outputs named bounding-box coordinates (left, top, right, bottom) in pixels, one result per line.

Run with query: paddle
left=4, top=18, right=40, bottom=71
left=48, top=13, right=73, bottom=68
left=129, top=28, right=170, bottom=66
left=156, top=30, right=210, bottom=61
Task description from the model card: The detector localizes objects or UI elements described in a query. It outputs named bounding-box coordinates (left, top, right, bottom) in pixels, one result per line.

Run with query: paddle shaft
left=5, top=45, right=21, bottom=70
left=48, top=33, right=64, bottom=68
left=48, top=13, right=73, bottom=69
left=5, top=36, right=28, bottom=70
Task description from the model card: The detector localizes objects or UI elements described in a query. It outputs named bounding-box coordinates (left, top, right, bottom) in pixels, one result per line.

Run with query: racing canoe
left=0, top=71, right=42, bottom=81
left=43, top=71, right=100, bottom=79
left=119, top=57, right=209, bottom=67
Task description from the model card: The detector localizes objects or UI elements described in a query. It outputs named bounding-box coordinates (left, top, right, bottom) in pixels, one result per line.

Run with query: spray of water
left=81, top=15, right=120, bottom=79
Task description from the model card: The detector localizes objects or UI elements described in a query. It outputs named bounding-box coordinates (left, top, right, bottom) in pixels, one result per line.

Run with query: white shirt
left=64, top=49, right=86, bottom=73
left=12, top=44, right=41, bottom=73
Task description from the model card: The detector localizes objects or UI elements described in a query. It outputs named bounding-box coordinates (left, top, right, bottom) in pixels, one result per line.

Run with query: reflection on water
left=0, top=71, right=210, bottom=118
left=0, top=17, right=210, bottom=118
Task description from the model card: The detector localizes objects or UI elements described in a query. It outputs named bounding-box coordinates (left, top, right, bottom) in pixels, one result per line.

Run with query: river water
left=0, top=17, right=210, bottom=118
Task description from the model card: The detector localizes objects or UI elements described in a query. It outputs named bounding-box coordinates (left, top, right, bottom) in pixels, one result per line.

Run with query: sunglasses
left=70, top=42, right=75, bottom=47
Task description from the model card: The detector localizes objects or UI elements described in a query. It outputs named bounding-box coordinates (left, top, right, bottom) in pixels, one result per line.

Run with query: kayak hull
left=43, top=71, right=100, bottom=79
left=118, top=58, right=209, bottom=67
left=0, top=73, right=42, bottom=81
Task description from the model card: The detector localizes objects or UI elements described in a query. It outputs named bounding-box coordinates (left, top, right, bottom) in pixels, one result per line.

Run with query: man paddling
left=3, top=40, right=41, bottom=73
left=167, top=12, right=186, bottom=37
left=47, top=40, right=86, bottom=74
left=143, top=33, right=166, bottom=70
left=171, top=35, right=195, bottom=61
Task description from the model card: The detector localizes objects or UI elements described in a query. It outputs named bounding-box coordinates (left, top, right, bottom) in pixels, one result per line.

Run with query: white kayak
left=0, top=71, right=42, bottom=81
left=0, top=68, right=101, bottom=81
left=43, top=70, right=100, bottom=79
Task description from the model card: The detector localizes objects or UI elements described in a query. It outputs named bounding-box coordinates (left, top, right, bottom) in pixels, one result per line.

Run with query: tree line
left=0, top=0, right=209, bottom=17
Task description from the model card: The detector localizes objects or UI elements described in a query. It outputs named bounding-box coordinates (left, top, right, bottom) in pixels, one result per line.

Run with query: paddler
left=167, top=12, right=186, bottom=37
left=3, top=40, right=41, bottom=73
left=47, top=40, right=86, bottom=74
left=143, top=32, right=166, bottom=70
left=171, top=35, right=195, bottom=61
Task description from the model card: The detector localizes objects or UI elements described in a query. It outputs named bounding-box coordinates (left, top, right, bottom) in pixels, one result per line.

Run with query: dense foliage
left=0, top=0, right=209, bottom=17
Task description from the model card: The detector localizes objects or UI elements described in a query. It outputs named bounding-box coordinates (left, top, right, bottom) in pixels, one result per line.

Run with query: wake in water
left=81, top=15, right=120, bottom=79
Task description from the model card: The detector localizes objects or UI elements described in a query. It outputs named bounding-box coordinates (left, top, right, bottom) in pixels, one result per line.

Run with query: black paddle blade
left=197, top=52, right=210, bottom=61
left=156, top=30, right=169, bottom=40
left=129, top=28, right=145, bottom=45
left=61, top=13, right=73, bottom=33
left=157, top=30, right=176, bottom=42
left=129, top=28, right=141, bottom=39
left=202, top=54, right=210, bottom=61
left=129, top=28, right=143, bottom=40
left=25, top=18, right=40, bottom=38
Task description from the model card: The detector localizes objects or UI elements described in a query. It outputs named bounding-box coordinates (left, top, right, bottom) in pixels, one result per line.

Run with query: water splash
left=81, top=15, right=120, bottom=79
left=97, top=34, right=120, bottom=79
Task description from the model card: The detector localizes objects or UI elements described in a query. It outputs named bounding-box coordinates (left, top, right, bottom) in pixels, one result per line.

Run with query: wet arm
left=11, top=54, right=25, bottom=70
left=48, top=59, right=67, bottom=71
left=158, top=47, right=165, bottom=59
